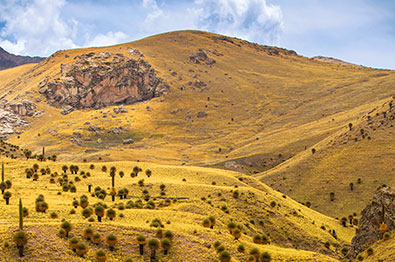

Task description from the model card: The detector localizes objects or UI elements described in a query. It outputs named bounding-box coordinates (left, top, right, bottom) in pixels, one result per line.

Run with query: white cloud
left=142, top=0, right=164, bottom=26
left=0, top=0, right=78, bottom=56
left=85, top=31, right=129, bottom=47
left=193, top=0, right=284, bottom=44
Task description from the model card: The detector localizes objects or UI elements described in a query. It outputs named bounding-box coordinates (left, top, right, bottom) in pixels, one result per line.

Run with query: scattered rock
left=189, top=49, right=216, bottom=65
left=88, top=126, right=101, bottom=132
left=197, top=111, right=208, bottom=118
left=123, top=139, right=134, bottom=145
left=113, top=105, right=128, bottom=114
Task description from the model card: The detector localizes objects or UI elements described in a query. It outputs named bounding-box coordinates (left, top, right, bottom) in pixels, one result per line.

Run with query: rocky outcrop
left=189, top=49, right=216, bottom=65
left=349, top=187, right=395, bottom=258
left=38, top=51, right=169, bottom=110
left=0, top=109, right=28, bottom=138
left=9, top=100, right=37, bottom=116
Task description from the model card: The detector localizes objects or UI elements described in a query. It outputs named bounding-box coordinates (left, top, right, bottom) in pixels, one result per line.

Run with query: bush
left=261, top=251, right=272, bottom=262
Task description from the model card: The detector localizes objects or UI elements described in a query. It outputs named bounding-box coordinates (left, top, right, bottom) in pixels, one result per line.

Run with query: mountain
left=0, top=47, right=44, bottom=70
left=0, top=30, right=394, bottom=261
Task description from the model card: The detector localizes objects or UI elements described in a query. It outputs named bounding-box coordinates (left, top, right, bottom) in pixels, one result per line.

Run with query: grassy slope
left=358, top=232, right=395, bottom=261
left=1, top=30, right=394, bottom=168
left=260, top=98, right=395, bottom=218
left=0, top=158, right=354, bottom=261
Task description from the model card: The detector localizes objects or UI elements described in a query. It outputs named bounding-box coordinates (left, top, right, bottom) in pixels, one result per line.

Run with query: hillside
left=0, top=47, right=44, bottom=70
left=0, top=30, right=393, bottom=169
left=0, top=158, right=354, bottom=261
left=260, top=97, right=395, bottom=218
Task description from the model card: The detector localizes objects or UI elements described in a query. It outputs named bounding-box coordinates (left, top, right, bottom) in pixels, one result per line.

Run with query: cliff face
left=38, top=51, right=169, bottom=110
left=0, top=47, right=44, bottom=70
left=350, top=187, right=395, bottom=257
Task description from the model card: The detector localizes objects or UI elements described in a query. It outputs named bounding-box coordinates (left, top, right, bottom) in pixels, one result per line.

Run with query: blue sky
left=0, top=0, right=394, bottom=69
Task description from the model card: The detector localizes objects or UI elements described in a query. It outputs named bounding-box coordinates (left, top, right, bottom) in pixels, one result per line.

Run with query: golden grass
left=0, top=158, right=354, bottom=261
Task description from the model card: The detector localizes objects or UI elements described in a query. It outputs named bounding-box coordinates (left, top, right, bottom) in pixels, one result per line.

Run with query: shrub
left=261, top=251, right=272, bottom=262
left=237, top=244, right=245, bottom=252
left=367, top=247, right=373, bottom=256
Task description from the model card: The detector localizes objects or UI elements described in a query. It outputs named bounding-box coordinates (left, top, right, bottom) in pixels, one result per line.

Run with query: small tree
left=95, top=205, right=105, bottom=222
left=106, top=234, right=117, bottom=251
left=209, top=216, right=216, bottom=229
left=84, top=227, right=93, bottom=240
left=348, top=123, right=353, bottom=130
left=148, top=238, right=160, bottom=262
left=161, top=238, right=171, bottom=255
left=261, top=251, right=272, bottom=262
left=95, top=250, right=107, bottom=262
left=219, top=251, right=231, bottom=262
left=76, top=243, right=87, bottom=257
left=106, top=208, right=116, bottom=221
left=137, top=235, right=146, bottom=255
left=146, top=169, right=152, bottom=177
left=349, top=183, right=354, bottom=191
left=3, top=191, right=11, bottom=205
left=13, top=231, right=27, bottom=257
left=61, top=221, right=72, bottom=237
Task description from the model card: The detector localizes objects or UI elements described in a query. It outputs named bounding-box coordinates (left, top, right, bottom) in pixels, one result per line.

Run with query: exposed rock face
left=39, top=51, right=169, bottom=109
left=0, top=109, right=28, bottom=138
left=349, top=187, right=395, bottom=258
left=189, top=49, right=216, bottom=65
left=9, top=100, right=37, bottom=116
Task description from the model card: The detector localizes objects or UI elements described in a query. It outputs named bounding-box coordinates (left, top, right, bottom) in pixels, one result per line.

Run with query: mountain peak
left=0, top=47, right=45, bottom=70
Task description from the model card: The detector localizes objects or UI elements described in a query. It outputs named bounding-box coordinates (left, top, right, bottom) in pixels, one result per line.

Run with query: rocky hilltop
left=350, top=187, right=395, bottom=257
left=38, top=51, right=169, bottom=112
left=0, top=47, right=44, bottom=70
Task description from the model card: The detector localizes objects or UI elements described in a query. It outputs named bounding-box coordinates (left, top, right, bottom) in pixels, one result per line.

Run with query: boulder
left=123, top=139, right=134, bottom=145
left=61, top=105, right=74, bottom=115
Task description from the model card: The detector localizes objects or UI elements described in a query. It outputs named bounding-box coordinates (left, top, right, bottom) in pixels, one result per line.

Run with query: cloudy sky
left=0, top=0, right=394, bottom=69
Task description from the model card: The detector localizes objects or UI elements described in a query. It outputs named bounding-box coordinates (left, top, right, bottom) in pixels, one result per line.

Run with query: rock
left=35, top=97, right=42, bottom=102
left=113, top=105, right=128, bottom=114
left=84, top=121, right=90, bottom=125
left=32, top=110, right=44, bottom=117
left=203, top=242, right=211, bottom=248
left=88, top=126, right=101, bottom=132
left=189, top=49, right=216, bottom=65
left=73, top=132, right=82, bottom=138
left=39, top=52, right=169, bottom=109
left=197, top=111, right=208, bottom=118
left=9, top=100, right=37, bottom=116
left=97, top=138, right=102, bottom=144
left=170, top=108, right=182, bottom=114
left=123, top=139, right=134, bottom=145
left=0, top=109, right=28, bottom=138
left=349, top=187, right=395, bottom=258
left=128, top=48, right=144, bottom=57
left=108, top=127, right=123, bottom=135
left=61, top=105, right=74, bottom=115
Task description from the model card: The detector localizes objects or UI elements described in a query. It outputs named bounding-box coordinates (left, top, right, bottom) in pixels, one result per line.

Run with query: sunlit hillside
left=1, top=31, right=393, bottom=168
left=0, top=159, right=353, bottom=261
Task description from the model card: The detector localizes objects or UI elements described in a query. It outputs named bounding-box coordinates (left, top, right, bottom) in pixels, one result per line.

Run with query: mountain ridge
left=0, top=47, right=44, bottom=70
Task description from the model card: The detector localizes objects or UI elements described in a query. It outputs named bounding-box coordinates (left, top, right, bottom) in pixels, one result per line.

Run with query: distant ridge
left=0, top=47, right=44, bottom=70
left=311, top=55, right=358, bottom=66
